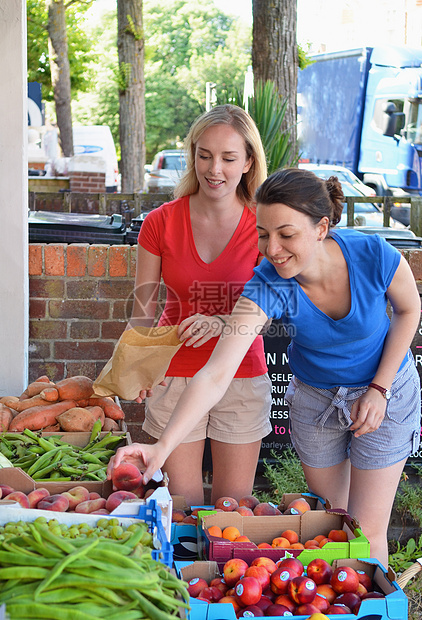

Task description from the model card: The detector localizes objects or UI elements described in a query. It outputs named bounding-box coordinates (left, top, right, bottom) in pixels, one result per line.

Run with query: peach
left=0, top=484, right=15, bottom=497
left=251, top=556, right=277, bottom=574
left=238, top=494, right=260, bottom=510
left=6, top=491, right=30, bottom=509
left=235, top=505, right=254, bottom=516
left=131, top=485, right=146, bottom=499
left=88, top=492, right=101, bottom=500
left=217, top=596, right=241, bottom=612
left=37, top=494, right=69, bottom=512
left=144, top=488, right=155, bottom=499
left=222, top=526, right=241, bottom=541
left=316, top=583, right=337, bottom=604
left=253, top=502, right=278, bottom=516
left=75, top=498, right=107, bottom=514
left=61, top=486, right=90, bottom=510
left=280, top=529, right=299, bottom=545
left=257, top=542, right=272, bottom=549
left=271, top=536, right=290, bottom=548
left=223, top=558, right=249, bottom=587
left=27, top=488, right=50, bottom=509
left=214, top=496, right=239, bottom=512
left=172, top=509, right=187, bottom=523
left=105, top=490, right=138, bottom=513
left=244, top=565, right=271, bottom=590
left=284, top=497, right=311, bottom=515
left=90, top=508, right=110, bottom=514
left=111, top=462, right=143, bottom=491
left=182, top=515, right=197, bottom=524
left=328, top=529, right=348, bottom=543
left=235, top=535, right=251, bottom=542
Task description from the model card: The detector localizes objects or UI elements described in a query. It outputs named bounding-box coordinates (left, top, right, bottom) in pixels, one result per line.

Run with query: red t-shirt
left=138, top=195, right=267, bottom=378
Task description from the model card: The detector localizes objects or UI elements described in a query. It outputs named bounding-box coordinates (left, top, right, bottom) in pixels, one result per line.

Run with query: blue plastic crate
left=119, top=499, right=173, bottom=568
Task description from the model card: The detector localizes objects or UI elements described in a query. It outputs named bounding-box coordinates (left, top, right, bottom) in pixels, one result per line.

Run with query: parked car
left=144, top=149, right=186, bottom=193
left=298, top=163, right=420, bottom=248
left=299, top=162, right=376, bottom=196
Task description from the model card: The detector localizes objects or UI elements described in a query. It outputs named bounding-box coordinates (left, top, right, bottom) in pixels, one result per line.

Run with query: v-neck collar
left=185, top=196, right=248, bottom=270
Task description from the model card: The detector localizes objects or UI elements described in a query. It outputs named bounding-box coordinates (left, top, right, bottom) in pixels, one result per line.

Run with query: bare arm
left=127, top=244, right=162, bottom=330
left=351, top=256, right=420, bottom=436
left=108, top=297, right=269, bottom=482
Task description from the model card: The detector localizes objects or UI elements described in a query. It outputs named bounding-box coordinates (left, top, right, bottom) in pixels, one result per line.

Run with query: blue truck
left=297, top=45, right=422, bottom=204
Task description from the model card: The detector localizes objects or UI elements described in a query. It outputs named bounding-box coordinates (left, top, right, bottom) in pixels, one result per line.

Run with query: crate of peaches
left=197, top=494, right=369, bottom=568
left=176, top=555, right=408, bottom=619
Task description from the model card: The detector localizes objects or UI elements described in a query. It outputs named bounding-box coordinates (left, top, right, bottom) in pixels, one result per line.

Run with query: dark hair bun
left=325, top=176, right=344, bottom=226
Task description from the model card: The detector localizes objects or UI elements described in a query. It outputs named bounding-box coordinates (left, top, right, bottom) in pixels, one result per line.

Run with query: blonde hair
left=174, top=105, right=267, bottom=207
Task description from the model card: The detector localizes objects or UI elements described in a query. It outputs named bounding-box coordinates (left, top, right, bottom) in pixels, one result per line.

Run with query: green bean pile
left=0, top=517, right=189, bottom=619
left=0, top=426, right=124, bottom=482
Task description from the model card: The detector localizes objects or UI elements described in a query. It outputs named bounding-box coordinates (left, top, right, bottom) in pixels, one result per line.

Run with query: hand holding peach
left=106, top=442, right=164, bottom=486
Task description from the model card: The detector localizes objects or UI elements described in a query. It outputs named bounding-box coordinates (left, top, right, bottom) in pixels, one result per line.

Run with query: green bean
left=127, top=590, right=183, bottom=620
left=5, top=602, right=100, bottom=620
left=35, top=537, right=100, bottom=597
left=26, top=446, right=62, bottom=476
left=0, top=565, right=48, bottom=580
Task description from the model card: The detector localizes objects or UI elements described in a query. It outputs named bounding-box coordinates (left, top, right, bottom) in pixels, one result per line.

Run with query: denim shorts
left=143, top=374, right=273, bottom=444
left=285, top=354, right=421, bottom=470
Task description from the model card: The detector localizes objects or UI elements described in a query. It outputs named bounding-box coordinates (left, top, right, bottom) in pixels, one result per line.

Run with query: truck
left=297, top=45, right=422, bottom=207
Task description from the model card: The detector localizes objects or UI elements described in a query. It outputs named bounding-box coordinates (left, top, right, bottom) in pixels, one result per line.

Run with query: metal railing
left=345, top=195, right=422, bottom=237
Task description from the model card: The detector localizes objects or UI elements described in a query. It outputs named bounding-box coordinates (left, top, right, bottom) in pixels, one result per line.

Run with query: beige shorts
left=143, top=374, right=272, bottom=444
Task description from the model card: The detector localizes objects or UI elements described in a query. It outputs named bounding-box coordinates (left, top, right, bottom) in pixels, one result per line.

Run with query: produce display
left=186, top=555, right=383, bottom=616
left=0, top=426, right=124, bottom=482
left=0, top=517, right=189, bottom=620
left=172, top=494, right=313, bottom=523
left=0, top=375, right=125, bottom=433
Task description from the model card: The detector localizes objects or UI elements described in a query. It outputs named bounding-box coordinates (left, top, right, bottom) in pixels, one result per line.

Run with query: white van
left=72, top=125, right=119, bottom=192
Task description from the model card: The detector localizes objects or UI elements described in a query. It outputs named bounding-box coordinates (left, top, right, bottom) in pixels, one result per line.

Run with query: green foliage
left=388, top=533, right=422, bottom=573
left=394, top=465, right=422, bottom=528
left=256, top=446, right=307, bottom=502
left=117, top=62, right=132, bottom=93
left=27, top=0, right=97, bottom=101
left=125, top=14, right=143, bottom=40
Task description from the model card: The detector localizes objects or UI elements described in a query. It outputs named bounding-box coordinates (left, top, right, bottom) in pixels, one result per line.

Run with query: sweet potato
left=39, top=387, right=59, bottom=402
left=87, top=405, right=105, bottom=427
left=14, top=395, right=51, bottom=413
left=0, top=396, right=19, bottom=410
left=56, top=376, right=94, bottom=401
left=102, top=417, right=119, bottom=432
left=19, top=380, right=56, bottom=401
left=0, top=404, right=13, bottom=432
left=87, top=396, right=125, bottom=421
left=34, top=375, right=51, bottom=383
left=56, top=407, right=98, bottom=432
left=9, top=400, right=77, bottom=432
left=42, top=423, right=61, bottom=432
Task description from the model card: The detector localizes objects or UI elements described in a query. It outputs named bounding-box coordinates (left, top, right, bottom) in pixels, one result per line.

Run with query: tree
left=27, top=0, right=95, bottom=155
left=117, top=0, right=145, bottom=193
left=46, top=0, right=74, bottom=155
left=252, top=0, right=298, bottom=148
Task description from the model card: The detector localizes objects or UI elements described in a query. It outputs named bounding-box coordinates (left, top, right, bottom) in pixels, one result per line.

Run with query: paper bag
left=93, top=326, right=183, bottom=400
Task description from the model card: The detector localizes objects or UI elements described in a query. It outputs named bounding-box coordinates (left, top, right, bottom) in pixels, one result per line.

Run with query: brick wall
left=28, top=242, right=152, bottom=444
left=69, top=171, right=106, bottom=193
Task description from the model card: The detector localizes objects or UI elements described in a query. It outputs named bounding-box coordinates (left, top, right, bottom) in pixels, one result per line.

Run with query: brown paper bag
left=93, top=326, right=183, bottom=400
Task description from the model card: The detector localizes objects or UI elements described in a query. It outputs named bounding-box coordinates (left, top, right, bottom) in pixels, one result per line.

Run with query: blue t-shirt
left=241, top=229, right=403, bottom=388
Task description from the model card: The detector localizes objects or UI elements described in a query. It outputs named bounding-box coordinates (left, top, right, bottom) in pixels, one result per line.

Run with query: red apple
left=237, top=604, right=264, bottom=617
left=330, top=566, right=359, bottom=594
left=187, top=577, right=209, bottom=598
left=361, top=591, right=385, bottom=600
left=334, top=592, right=361, bottom=614
left=356, top=569, right=373, bottom=592
left=210, top=577, right=229, bottom=596
left=273, top=594, right=295, bottom=612
left=287, top=575, right=317, bottom=605
left=306, top=558, right=333, bottom=585
left=223, top=558, right=249, bottom=587
left=276, top=557, right=304, bottom=576
left=254, top=595, right=274, bottom=612
left=244, top=566, right=270, bottom=591
left=234, top=576, right=262, bottom=607
left=312, top=591, right=331, bottom=613
left=295, top=602, right=320, bottom=615
left=270, top=566, right=297, bottom=595
left=198, top=586, right=224, bottom=602
left=326, top=603, right=352, bottom=614
left=265, top=603, right=294, bottom=616
left=251, top=556, right=277, bottom=575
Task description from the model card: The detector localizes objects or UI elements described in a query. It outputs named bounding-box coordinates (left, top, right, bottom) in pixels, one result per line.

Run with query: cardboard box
left=0, top=498, right=173, bottom=566
left=171, top=496, right=214, bottom=561
left=198, top=508, right=369, bottom=569
left=175, top=558, right=408, bottom=620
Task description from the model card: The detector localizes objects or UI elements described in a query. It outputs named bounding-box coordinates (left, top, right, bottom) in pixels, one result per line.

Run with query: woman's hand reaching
left=106, top=442, right=167, bottom=486
left=178, top=313, right=226, bottom=348
left=135, top=380, right=167, bottom=403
